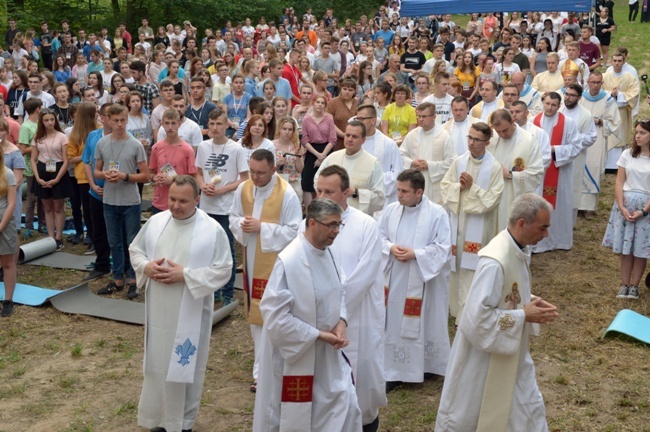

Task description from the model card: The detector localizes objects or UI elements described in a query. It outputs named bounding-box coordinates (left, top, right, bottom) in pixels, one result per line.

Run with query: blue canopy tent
left=400, top=0, right=592, bottom=16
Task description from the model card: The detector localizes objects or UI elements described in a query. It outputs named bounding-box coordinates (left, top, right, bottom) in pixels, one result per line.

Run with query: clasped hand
left=319, top=320, right=349, bottom=350
left=144, top=258, right=185, bottom=284
left=390, top=245, right=415, bottom=262
left=524, top=297, right=559, bottom=324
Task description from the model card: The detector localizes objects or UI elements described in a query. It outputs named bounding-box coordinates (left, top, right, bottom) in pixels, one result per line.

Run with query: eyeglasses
left=467, top=136, right=488, bottom=143
left=41, top=108, right=54, bottom=115
left=588, top=81, right=603, bottom=85
left=636, top=119, right=650, bottom=126
left=313, top=219, right=345, bottom=229
left=564, top=93, right=580, bottom=98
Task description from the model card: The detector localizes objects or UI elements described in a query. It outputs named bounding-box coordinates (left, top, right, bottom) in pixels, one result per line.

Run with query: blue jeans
left=103, top=203, right=141, bottom=281
left=209, top=213, right=236, bottom=299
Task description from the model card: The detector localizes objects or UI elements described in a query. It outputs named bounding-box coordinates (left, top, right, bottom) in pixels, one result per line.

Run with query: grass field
left=1, top=9, right=649, bottom=432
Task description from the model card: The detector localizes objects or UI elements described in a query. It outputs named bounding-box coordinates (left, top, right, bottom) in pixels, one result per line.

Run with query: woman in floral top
left=273, top=117, right=305, bottom=202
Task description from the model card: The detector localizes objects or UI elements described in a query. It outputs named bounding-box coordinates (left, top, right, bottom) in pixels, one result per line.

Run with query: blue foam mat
left=603, top=309, right=650, bottom=344
left=20, top=221, right=77, bottom=236
left=0, top=283, right=67, bottom=306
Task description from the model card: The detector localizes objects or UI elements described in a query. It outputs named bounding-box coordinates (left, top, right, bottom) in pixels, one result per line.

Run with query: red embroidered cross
left=281, top=375, right=314, bottom=402
left=463, top=241, right=481, bottom=254
left=251, top=278, right=267, bottom=300
left=403, top=298, right=422, bottom=316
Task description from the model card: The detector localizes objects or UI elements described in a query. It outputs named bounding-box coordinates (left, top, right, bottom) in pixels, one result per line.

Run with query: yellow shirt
left=454, top=68, right=480, bottom=90
left=382, top=103, right=417, bottom=139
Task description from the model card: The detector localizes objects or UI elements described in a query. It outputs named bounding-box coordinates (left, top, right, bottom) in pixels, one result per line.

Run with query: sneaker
left=55, top=240, right=64, bottom=251
left=616, top=285, right=629, bottom=298
left=127, top=283, right=139, bottom=300
left=223, top=297, right=234, bottom=306
left=82, top=269, right=111, bottom=282
left=627, top=286, right=640, bottom=300
left=71, top=233, right=84, bottom=244
left=214, top=289, right=223, bottom=302
left=584, top=211, right=594, bottom=220
left=1, top=300, right=15, bottom=317
left=84, top=243, right=96, bottom=255
left=97, top=281, right=123, bottom=295
left=38, top=225, right=48, bottom=234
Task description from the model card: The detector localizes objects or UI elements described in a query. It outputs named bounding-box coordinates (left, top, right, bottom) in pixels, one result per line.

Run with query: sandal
left=250, top=381, right=257, bottom=393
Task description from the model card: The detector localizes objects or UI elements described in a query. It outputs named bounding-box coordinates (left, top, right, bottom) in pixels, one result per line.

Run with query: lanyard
left=190, top=101, right=206, bottom=125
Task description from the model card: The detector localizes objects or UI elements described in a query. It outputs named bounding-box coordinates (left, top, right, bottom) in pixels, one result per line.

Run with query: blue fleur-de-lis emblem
left=175, top=338, right=197, bottom=366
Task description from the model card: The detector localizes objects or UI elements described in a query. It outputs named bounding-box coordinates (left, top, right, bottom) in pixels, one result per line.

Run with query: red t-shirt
left=579, top=41, right=601, bottom=68
left=282, top=63, right=303, bottom=108
left=149, top=140, right=197, bottom=210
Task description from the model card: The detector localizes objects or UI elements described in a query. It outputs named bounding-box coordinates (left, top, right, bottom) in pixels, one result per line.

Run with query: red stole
left=533, top=113, right=565, bottom=208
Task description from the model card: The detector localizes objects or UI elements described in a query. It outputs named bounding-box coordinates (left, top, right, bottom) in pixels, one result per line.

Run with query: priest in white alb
left=356, top=104, right=404, bottom=212
left=399, top=102, right=456, bottom=204
left=441, top=122, right=504, bottom=322
left=487, top=109, right=544, bottom=230
left=470, top=81, right=504, bottom=122
left=311, top=165, right=387, bottom=431
left=230, top=149, right=302, bottom=391
left=436, top=193, right=559, bottom=432
left=509, top=101, right=551, bottom=180
left=509, top=72, right=543, bottom=117
left=531, top=53, right=564, bottom=93
left=253, top=198, right=362, bottom=432
left=380, top=169, right=452, bottom=389
left=130, top=176, right=233, bottom=432
left=579, top=71, right=621, bottom=216
left=441, top=96, right=479, bottom=156
left=315, top=121, right=386, bottom=216
left=602, top=53, right=640, bottom=170
left=531, top=92, right=582, bottom=253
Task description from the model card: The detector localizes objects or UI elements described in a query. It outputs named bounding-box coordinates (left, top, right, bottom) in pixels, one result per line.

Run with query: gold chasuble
left=241, top=176, right=288, bottom=325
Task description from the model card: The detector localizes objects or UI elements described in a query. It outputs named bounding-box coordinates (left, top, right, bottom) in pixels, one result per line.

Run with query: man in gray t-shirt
left=94, top=104, right=149, bottom=299
left=313, top=42, right=339, bottom=93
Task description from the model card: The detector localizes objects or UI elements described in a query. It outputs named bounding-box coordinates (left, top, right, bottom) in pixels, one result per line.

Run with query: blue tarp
left=400, top=0, right=591, bottom=16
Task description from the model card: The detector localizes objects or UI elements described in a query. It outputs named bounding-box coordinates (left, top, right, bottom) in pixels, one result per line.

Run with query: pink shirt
left=149, top=139, right=197, bottom=210
left=34, top=131, right=68, bottom=162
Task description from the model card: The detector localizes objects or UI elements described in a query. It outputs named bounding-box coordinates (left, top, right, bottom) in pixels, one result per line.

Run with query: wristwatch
left=124, top=173, right=130, bottom=182
left=352, top=188, right=359, bottom=199
left=643, top=210, right=649, bottom=217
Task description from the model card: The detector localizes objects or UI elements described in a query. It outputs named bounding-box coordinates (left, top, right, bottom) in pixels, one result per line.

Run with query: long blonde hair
left=68, top=102, right=99, bottom=150
left=274, top=116, right=300, bottom=149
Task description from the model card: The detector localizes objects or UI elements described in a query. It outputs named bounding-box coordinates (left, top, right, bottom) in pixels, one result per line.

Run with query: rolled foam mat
left=18, top=237, right=57, bottom=263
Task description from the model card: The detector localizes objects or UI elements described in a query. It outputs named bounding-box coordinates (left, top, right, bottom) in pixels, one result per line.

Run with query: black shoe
left=386, top=381, right=403, bottom=392
left=127, top=283, right=139, bottom=299
left=55, top=240, right=64, bottom=251
left=38, top=225, right=48, bottom=234
left=1, top=300, right=15, bottom=317
left=84, top=235, right=92, bottom=245
left=82, top=269, right=111, bottom=282
left=97, top=281, right=123, bottom=295
left=84, top=243, right=96, bottom=255
left=71, top=233, right=84, bottom=244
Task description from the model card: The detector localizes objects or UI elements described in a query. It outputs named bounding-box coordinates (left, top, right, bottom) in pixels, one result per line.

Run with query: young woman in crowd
left=6, top=70, right=27, bottom=119
left=0, top=120, right=19, bottom=317
left=373, top=81, right=392, bottom=127
left=272, top=97, right=289, bottom=123
left=412, top=72, right=431, bottom=108
left=273, top=116, right=304, bottom=201
left=291, top=85, right=313, bottom=133
left=87, top=71, right=110, bottom=105
left=300, top=95, right=336, bottom=208
left=326, top=78, right=359, bottom=151
left=454, top=51, right=480, bottom=103
left=495, top=48, right=521, bottom=87
left=262, top=80, right=276, bottom=102
left=30, top=109, right=72, bottom=251
left=109, top=74, right=126, bottom=101
left=530, top=37, right=552, bottom=78
left=50, top=83, right=71, bottom=129
left=126, top=91, right=153, bottom=153
left=72, top=53, right=88, bottom=88
left=257, top=102, right=276, bottom=140
left=297, top=56, right=314, bottom=83
left=101, top=60, right=117, bottom=91
left=53, top=54, right=72, bottom=83
left=603, top=120, right=650, bottom=300
left=237, top=114, right=275, bottom=165
left=357, top=61, right=376, bottom=103
left=64, top=77, right=82, bottom=103
left=67, top=102, right=98, bottom=253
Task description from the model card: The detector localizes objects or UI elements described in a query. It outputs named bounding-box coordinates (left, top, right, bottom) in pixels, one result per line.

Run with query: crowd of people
left=0, top=2, right=649, bottom=431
